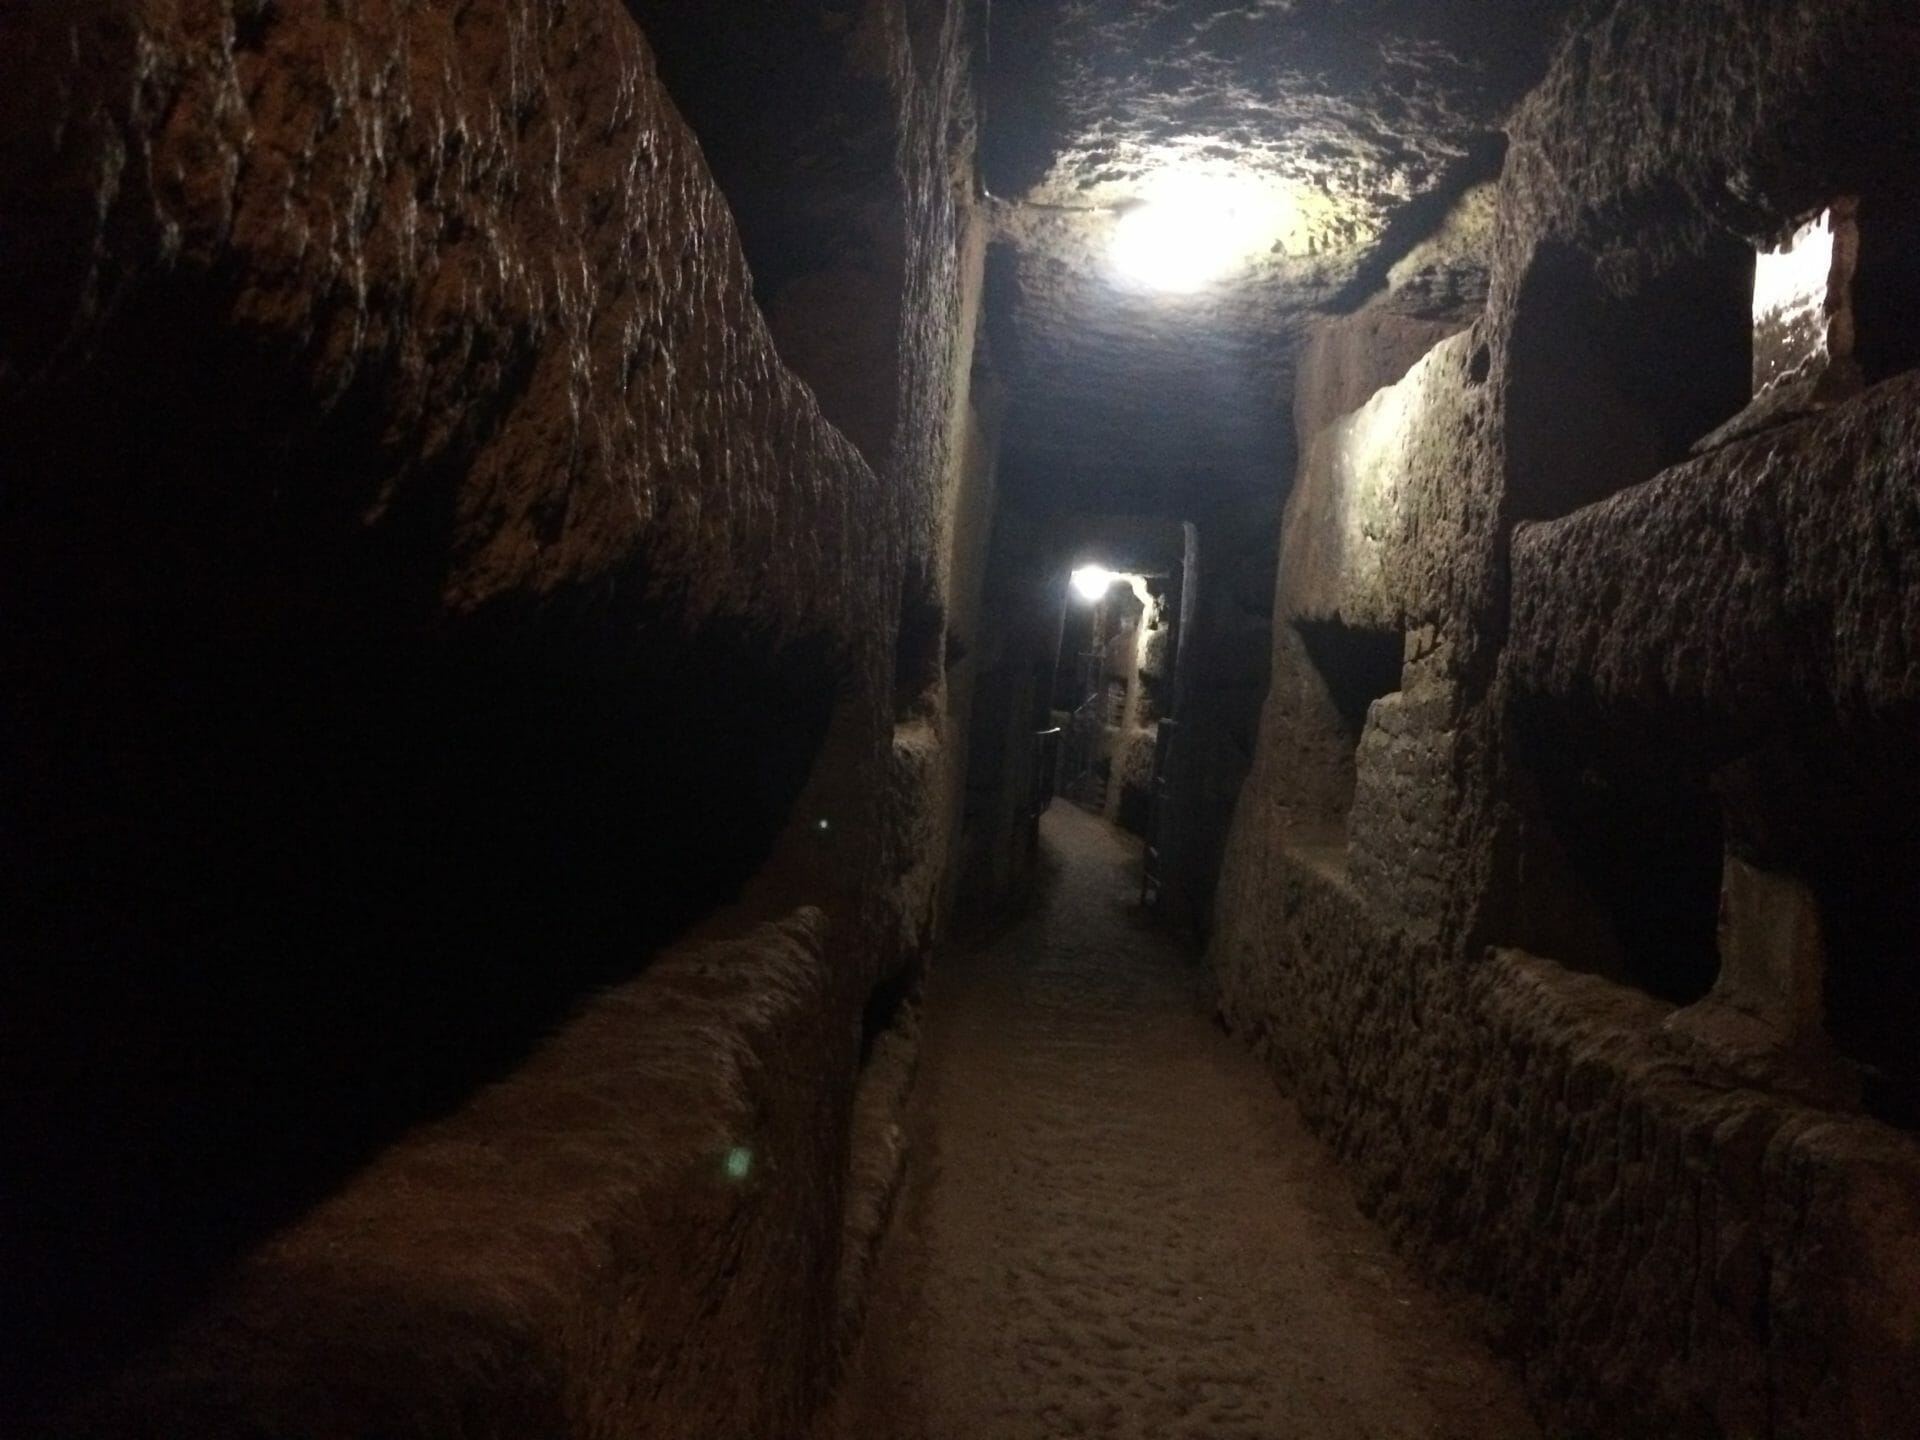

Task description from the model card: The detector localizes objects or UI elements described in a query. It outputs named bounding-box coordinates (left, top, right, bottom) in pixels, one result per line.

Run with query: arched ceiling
left=981, top=0, right=1579, bottom=515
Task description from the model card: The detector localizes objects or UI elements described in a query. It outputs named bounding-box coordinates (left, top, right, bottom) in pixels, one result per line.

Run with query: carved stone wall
left=1210, top=3, right=1920, bottom=1434
left=0, top=1, right=988, bottom=1432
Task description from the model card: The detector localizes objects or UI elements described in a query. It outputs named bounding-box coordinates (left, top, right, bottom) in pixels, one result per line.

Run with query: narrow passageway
left=836, top=805, right=1537, bottom=1440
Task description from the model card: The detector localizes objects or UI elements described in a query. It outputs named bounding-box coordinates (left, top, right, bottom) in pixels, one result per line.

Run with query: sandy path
left=830, top=805, right=1539, bottom=1440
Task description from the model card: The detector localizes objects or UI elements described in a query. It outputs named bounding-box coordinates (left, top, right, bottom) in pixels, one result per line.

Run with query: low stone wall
left=1211, top=846, right=1920, bottom=1440
left=64, top=912, right=863, bottom=1439
left=1509, top=372, right=1920, bottom=736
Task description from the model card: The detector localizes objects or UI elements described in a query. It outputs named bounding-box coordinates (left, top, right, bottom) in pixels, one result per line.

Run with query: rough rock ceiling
left=983, top=0, right=1578, bottom=514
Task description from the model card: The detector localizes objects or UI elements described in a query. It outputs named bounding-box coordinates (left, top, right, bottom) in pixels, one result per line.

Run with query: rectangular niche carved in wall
left=1289, top=618, right=1404, bottom=855
left=1506, top=705, right=1723, bottom=1007
left=1610, top=189, right=1920, bottom=459
left=1505, top=237, right=1754, bottom=521
left=1760, top=740, right=1920, bottom=1130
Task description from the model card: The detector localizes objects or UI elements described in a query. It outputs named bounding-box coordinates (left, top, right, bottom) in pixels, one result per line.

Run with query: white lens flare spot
left=1070, top=565, right=1114, bottom=602
left=1109, top=174, right=1295, bottom=293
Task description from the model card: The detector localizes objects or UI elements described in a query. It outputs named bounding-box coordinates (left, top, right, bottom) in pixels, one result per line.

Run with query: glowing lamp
left=1109, top=173, right=1294, bottom=293
left=1070, top=565, right=1114, bottom=601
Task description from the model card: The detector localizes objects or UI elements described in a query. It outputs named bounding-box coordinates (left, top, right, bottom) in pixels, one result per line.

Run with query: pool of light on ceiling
left=1108, top=172, right=1296, bottom=294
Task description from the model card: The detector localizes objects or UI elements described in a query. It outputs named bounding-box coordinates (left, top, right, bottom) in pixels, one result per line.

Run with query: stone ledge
left=1509, top=370, right=1920, bottom=734
left=1210, top=827, right=1920, bottom=1438
left=61, top=910, right=859, bottom=1440
left=1278, top=330, right=1479, bottom=630
left=1475, top=949, right=1920, bottom=1440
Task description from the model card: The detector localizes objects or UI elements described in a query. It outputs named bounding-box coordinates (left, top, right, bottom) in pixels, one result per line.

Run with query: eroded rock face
left=1507, top=375, right=1920, bottom=737
left=1209, top=0, right=1920, bottom=1434
left=0, top=0, right=987, bottom=1431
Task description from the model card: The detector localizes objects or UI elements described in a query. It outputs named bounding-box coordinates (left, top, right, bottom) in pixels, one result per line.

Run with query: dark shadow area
left=622, top=2, right=897, bottom=308
left=1297, top=620, right=1404, bottom=739
left=1052, top=599, right=1094, bottom=710
left=860, top=955, right=924, bottom=1069
left=894, top=559, right=947, bottom=722
left=0, top=292, right=837, bottom=1419
left=1294, top=618, right=1404, bottom=845
left=952, top=526, right=1064, bottom=929
left=1820, top=828, right=1920, bottom=1131
left=1507, top=234, right=1753, bottom=521
left=1510, top=703, right=1722, bottom=1006
left=978, top=0, right=1067, bottom=198
left=1167, top=515, right=1269, bottom=934
left=1116, top=782, right=1152, bottom=836
left=1852, top=181, right=1920, bottom=387
left=1722, top=735, right=1920, bottom=1130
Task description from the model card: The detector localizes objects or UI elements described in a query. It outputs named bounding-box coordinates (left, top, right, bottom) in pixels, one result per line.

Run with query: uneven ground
left=832, top=804, right=1538, bottom=1440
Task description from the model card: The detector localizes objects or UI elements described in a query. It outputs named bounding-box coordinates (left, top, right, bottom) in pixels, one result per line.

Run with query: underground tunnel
left=1, top=1, right=1916, bottom=1436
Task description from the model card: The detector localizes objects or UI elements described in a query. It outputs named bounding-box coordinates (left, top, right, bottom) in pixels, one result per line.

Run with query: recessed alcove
left=1823, top=867, right=1920, bottom=1131
left=1507, top=702, right=1723, bottom=1006
left=1848, top=183, right=1920, bottom=387
left=1506, top=236, right=1753, bottom=521
left=1770, top=738, right=1920, bottom=1129
left=1291, top=618, right=1405, bottom=851
left=860, top=955, right=923, bottom=1069
left=1738, top=188, right=1920, bottom=419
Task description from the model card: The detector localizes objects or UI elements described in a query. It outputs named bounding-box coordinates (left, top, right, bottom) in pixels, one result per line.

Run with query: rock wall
left=1160, top=495, right=1278, bottom=936
left=1209, top=1, right=1920, bottom=1435
left=951, top=506, right=1063, bottom=920
left=0, top=0, right=987, bottom=1432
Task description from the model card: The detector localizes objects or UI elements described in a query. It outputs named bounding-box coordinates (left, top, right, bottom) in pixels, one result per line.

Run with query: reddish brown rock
left=0, top=0, right=990, bottom=1432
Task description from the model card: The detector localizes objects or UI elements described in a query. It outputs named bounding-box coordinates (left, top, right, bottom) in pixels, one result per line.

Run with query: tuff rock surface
left=0, top=0, right=989, bottom=1432
left=1208, top=2, right=1920, bottom=1435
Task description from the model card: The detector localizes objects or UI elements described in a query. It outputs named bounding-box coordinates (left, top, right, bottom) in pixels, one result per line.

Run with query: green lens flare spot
left=724, top=1145, right=754, bottom=1182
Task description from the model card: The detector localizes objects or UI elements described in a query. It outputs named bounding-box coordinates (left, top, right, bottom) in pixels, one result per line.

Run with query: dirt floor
left=829, top=804, right=1540, bottom=1440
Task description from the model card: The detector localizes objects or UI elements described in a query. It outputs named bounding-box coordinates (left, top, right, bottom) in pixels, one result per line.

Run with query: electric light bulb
left=1108, top=172, right=1295, bottom=293
left=1071, top=565, right=1114, bottom=601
